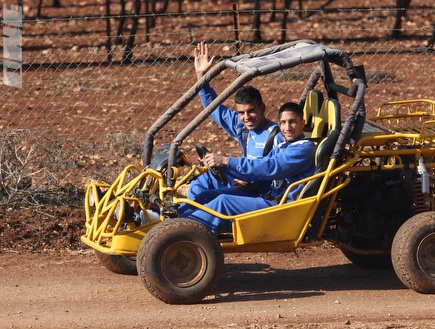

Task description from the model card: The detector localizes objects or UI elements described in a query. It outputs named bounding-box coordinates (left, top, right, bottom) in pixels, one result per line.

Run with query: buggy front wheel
left=391, top=211, right=435, bottom=294
left=136, top=218, right=224, bottom=304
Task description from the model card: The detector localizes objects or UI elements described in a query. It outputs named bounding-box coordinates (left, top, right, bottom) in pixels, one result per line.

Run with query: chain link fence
left=1, top=0, right=434, bottom=208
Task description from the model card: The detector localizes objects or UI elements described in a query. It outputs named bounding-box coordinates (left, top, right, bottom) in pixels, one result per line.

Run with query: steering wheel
left=195, top=143, right=228, bottom=186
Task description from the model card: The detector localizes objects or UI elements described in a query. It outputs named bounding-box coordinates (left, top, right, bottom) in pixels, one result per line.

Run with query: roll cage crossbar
left=141, top=40, right=366, bottom=187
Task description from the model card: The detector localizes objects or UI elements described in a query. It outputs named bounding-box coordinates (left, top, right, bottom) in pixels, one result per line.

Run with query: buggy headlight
left=114, top=200, right=123, bottom=221
left=88, top=186, right=103, bottom=207
left=88, top=188, right=96, bottom=207
left=113, top=199, right=135, bottom=223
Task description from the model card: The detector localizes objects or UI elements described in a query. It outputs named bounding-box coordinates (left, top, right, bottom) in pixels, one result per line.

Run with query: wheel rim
left=161, top=241, right=207, bottom=287
left=416, top=232, right=435, bottom=277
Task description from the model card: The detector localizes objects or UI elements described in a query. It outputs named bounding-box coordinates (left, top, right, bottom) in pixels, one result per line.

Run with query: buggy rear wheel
left=136, top=218, right=224, bottom=304
left=391, top=211, right=435, bottom=294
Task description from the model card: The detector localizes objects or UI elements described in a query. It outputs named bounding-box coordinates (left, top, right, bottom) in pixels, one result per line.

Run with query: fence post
left=105, top=0, right=112, bottom=62
left=232, top=3, right=241, bottom=56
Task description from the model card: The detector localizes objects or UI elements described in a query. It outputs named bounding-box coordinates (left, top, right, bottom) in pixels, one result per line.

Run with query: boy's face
left=279, top=110, right=305, bottom=142
left=235, top=100, right=266, bottom=131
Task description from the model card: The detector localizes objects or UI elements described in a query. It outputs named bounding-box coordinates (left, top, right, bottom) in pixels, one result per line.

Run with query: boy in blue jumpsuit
left=188, top=42, right=284, bottom=200
left=180, top=102, right=316, bottom=235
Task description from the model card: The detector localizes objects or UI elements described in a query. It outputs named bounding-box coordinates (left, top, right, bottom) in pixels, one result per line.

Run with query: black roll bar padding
left=320, top=60, right=338, bottom=100
left=331, top=80, right=366, bottom=160
left=299, top=48, right=360, bottom=103
left=298, top=66, right=323, bottom=106
left=142, top=61, right=227, bottom=166
left=343, top=55, right=358, bottom=82
left=354, top=65, right=367, bottom=86
left=328, top=82, right=350, bottom=97
left=327, top=79, right=361, bottom=98
left=347, top=80, right=358, bottom=98
left=349, top=82, right=366, bottom=144
left=143, top=132, right=155, bottom=167
left=323, top=51, right=362, bottom=98
left=319, top=51, right=368, bottom=160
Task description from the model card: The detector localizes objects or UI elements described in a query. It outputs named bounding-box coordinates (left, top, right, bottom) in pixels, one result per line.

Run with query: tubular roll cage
left=142, top=40, right=367, bottom=188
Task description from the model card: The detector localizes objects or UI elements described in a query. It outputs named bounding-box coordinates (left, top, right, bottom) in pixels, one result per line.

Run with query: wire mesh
left=0, top=0, right=434, bottom=194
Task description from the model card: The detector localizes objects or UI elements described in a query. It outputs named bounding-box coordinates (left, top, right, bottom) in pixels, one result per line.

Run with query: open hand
left=194, top=42, right=215, bottom=79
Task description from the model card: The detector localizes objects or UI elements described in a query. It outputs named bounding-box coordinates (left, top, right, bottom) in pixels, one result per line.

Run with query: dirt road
left=1, top=246, right=434, bottom=329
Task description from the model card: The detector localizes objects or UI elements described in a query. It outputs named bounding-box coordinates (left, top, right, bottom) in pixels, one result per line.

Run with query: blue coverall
left=180, top=136, right=316, bottom=235
left=188, top=83, right=284, bottom=199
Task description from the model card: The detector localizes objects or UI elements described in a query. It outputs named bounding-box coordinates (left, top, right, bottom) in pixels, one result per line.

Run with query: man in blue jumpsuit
left=188, top=42, right=284, bottom=200
left=180, top=102, right=316, bottom=235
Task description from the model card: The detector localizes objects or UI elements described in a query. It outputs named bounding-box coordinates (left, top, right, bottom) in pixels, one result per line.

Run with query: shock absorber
left=414, top=157, right=431, bottom=213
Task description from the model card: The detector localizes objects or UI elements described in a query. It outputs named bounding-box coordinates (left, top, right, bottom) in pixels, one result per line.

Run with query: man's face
left=279, top=110, right=305, bottom=142
left=235, top=100, right=266, bottom=131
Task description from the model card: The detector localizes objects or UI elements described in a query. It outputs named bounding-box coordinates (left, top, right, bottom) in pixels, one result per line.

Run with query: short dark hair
left=278, top=102, right=303, bottom=120
left=234, top=86, right=263, bottom=105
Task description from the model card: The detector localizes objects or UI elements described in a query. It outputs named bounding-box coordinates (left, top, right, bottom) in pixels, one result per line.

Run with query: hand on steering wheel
left=195, top=143, right=228, bottom=186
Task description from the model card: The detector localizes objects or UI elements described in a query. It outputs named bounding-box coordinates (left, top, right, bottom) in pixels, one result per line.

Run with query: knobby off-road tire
left=95, top=251, right=137, bottom=275
left=136, top=218, right=224, bottom=304
left=391, top=211, right=435, bottom=294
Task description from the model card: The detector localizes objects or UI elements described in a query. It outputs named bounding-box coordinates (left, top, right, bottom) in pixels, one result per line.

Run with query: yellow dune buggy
left=81, top=40, right=435, bottom=304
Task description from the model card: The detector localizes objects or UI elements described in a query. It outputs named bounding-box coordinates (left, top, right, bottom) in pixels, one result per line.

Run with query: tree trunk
left=280, top=0, right=292, bottom=43
left=392, top=0, right=411, bottom=38
left=105, top=0, right=112, bottom=62
left=252, top=0, right=262, bottom=42
left=124, top=0, right=141, bottom=63
left=428, top=27, right=435, bottom=49
left=115, top=0, right=127, bottom=46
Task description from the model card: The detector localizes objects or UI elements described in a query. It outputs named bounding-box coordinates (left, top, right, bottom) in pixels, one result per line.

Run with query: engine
left=328, top=165, right=420, bottom=251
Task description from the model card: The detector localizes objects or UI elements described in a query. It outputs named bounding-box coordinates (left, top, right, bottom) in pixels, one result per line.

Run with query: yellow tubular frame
left=81, top=99, right=435, bottom=257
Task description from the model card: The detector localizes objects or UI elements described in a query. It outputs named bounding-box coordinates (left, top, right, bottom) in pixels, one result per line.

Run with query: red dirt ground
left=1, top=246, right=435, bottom=329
